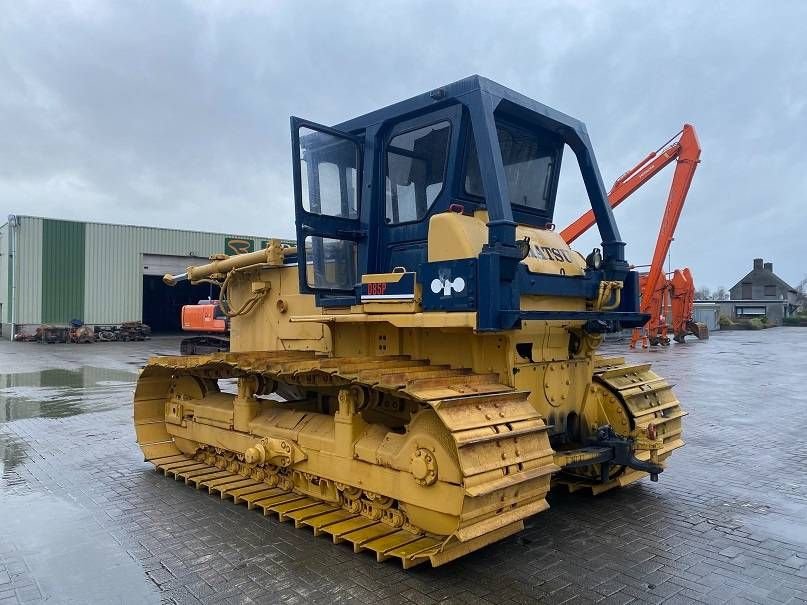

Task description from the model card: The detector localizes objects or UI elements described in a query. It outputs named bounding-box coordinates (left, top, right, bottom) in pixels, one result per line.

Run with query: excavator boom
left=640, top=125, right=700, bottom=315
left=561, top=124, right=703, bottom=347
left=561, top=125, right=698, bottom=244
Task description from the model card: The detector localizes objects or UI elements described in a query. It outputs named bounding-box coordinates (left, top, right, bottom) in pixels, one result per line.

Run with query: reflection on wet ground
left=605, top=328, right=807, bottom=550
left=0, top=338, right=183, bottom=604
left=1, top=493, right=159, bottom=603
left=0, top=367, right=136, bottom=422
left=0, top=430, right=28, bottom=486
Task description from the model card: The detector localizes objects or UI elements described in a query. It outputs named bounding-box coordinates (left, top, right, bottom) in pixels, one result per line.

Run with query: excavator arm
left=561, top=124, right=702, bottom=346
left=561, top=124, right=700, bottom=244
left=639, top=125, right=701, bottom=317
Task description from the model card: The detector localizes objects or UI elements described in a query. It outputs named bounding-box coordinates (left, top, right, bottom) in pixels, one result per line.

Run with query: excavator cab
left=292, top=75, right=645, bottom=331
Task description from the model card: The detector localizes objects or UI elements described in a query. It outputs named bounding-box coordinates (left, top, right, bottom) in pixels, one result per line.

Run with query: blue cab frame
left=290, top=75, right=647, bottom=331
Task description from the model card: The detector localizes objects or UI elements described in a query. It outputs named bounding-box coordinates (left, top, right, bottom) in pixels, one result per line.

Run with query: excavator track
left=134, top=351, right=559, bottom=568
left=560, top=355, right=686, bottom=494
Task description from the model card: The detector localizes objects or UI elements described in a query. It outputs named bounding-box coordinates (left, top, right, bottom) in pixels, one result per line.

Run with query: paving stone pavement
left=1, top=330, right=807, bottom=604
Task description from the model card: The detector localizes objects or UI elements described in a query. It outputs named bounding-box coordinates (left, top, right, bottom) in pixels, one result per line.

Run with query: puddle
left=0, top=367, right=138, bottom=423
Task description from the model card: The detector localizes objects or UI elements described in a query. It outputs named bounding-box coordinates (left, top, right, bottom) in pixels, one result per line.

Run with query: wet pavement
left=1, top=330, right=806, bottom=604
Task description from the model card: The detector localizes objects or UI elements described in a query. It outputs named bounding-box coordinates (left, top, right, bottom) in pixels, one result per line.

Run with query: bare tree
left=694, top=287, right=729, bottom=301
left=796, top=276, right=807, bottom=310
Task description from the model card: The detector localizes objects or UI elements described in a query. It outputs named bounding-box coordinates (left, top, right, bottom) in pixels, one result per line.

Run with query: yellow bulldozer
left=135, top=76, right=685, bottom=568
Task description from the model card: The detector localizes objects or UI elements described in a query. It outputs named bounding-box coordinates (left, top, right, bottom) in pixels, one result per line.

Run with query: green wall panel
left=41, top=219, right=85, bottom=323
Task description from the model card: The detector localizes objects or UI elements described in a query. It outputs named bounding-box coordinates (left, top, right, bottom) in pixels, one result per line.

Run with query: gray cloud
left=2, top=0, right=805, bottom=289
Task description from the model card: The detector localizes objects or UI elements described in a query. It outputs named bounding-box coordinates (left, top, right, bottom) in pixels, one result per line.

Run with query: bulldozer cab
left=292, top=75, right=643, bottom=330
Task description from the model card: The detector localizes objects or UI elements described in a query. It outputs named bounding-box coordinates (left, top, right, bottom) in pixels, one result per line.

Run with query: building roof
left=717, top=299, right=788, bottom=304
left=731, top=267, right=796, bottom=293
left=2, top=213, right=287, bottom=241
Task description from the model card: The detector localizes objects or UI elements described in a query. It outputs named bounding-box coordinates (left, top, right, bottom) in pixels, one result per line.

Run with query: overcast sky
left=2, top=1, right=806, bottom=290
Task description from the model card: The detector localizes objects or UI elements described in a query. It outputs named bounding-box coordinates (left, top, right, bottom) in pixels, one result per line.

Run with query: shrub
left=749, top=318, right=764, bottom=330
left=718, top=314, right=733, bottom=328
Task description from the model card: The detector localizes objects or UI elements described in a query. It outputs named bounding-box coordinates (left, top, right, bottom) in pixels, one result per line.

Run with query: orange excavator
left=562, top=124, right=707, bottom=347
left=669, top=267, right=706, bottom=343
left=179, top=299, right=230, bottom=355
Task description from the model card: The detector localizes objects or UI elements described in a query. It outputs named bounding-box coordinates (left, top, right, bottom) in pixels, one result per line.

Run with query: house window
left=764, top=285, right=777, bottom=297
left=741, top=282, right=753, bottom=299
left=735, top=306, right=766, bottom=317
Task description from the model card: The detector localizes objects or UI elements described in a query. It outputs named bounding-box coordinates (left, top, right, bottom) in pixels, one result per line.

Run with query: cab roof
left=334, top=75, right=590, bottom=142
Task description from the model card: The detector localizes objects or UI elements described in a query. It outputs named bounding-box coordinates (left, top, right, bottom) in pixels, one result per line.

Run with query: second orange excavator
left=561, top=124, right=707, bottom=347
left=669, top=268, right=708, bottom=343
left=179, top=299, right=230, bottom=355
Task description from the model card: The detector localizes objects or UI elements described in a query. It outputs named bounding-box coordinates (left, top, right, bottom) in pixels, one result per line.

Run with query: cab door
left=291, top=118, right=366, bottom=307
left=380, top=106, right=461, bottom=273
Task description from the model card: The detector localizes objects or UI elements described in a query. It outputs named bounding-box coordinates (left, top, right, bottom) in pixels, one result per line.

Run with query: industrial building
left=0, top=215, right=288, bottom=339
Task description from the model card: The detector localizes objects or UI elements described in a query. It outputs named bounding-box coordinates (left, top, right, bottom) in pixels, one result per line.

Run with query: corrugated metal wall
left=84, top=223, right=266, bottom=324
left=41, top=219, right=86, bottom=323
left=15, top=217, right=44, bottom=325
left=6, top=215, right=277, bottom=327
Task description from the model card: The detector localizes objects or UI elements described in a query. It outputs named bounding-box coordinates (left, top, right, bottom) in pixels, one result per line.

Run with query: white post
left=8, top=214, right=18, bottom=341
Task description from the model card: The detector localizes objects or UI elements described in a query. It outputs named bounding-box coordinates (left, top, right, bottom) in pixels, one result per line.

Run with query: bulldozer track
left=149, top=452, right=450, bottom=567
left=594, top=356, right=685, bottom=454
left=575, top=355, right=686, bottom=494
left=134, top=351, right=559, bottom=568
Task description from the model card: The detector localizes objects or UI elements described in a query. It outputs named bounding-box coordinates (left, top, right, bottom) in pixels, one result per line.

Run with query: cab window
left=385, top=121, right=451, bottom=224
left=464, top=121, right=558, bottom=213
left=298, top=127, right=359, bottom=219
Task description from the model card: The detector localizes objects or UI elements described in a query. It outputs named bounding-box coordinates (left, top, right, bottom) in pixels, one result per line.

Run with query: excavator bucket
left=688, top=320, right=709, bottom=340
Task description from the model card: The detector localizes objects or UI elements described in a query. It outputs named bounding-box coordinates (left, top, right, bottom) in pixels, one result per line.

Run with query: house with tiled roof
left=718, top=258, right=798, bottom=325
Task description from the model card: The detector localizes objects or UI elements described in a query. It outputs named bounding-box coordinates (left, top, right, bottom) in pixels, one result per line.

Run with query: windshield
left=465, top=120, right=558, bottom=213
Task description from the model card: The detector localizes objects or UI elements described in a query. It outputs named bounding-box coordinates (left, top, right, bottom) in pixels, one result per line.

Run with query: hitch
left=555, top=424, right=664, bottom=482
left=591, top=425, right=664, bottom=482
